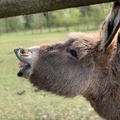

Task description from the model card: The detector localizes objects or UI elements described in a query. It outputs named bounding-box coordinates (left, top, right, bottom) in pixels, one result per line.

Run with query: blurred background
left=0, top=3, right=111, bottom=34
left=0, top=3, right=111, bottom=120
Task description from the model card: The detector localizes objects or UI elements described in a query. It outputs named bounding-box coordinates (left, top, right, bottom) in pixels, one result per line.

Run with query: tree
left=0, top=0, right=115, bottom=18
left=23, top=15, right=34, bottom=30
left=53, top=9, right=80, bottom=30
left=4, top=17, right=24, bottom=33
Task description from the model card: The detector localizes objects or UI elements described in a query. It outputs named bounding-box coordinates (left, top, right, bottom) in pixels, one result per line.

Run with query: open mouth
left=14, top=48, right=31, bottom=77
left=17, top=61, right=31, bottom=77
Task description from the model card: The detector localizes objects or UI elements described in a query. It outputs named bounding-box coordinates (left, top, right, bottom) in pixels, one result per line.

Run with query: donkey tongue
left=18, top=61, right=27, bottom=68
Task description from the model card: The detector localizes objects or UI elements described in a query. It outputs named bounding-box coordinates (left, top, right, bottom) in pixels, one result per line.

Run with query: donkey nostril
left=20, top=49, right=31, bottom=56
left=20, top=49, right=26, bottom=54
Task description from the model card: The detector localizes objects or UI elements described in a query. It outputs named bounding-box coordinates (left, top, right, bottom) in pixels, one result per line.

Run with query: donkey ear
left=99, top=2, right=120, bottom=51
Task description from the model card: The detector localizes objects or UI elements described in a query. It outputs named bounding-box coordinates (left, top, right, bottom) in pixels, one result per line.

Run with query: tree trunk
left=0, top=0, right=115, bottom=18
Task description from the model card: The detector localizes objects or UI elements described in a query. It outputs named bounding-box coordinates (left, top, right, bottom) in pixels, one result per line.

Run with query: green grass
left=0, top=31, right=102, bottom=120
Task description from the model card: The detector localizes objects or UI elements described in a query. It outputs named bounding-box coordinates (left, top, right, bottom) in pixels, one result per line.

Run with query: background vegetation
left=0, top=3, right=111, bottom=120
left=0, top=3, right=111, bottom=34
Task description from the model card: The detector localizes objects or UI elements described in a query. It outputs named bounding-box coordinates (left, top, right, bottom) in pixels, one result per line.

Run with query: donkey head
left=14, top=2, right=120, bottom=97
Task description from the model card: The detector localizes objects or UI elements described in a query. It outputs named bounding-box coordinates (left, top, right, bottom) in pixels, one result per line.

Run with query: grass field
left=0, top=31, right=103, bottom=120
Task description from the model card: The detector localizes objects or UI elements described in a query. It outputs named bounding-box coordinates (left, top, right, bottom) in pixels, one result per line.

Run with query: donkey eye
left=69, top=50, right=78, bottom=58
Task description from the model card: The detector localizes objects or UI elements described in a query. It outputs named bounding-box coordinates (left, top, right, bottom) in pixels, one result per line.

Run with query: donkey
left=14, top=2, right=120, bottom=120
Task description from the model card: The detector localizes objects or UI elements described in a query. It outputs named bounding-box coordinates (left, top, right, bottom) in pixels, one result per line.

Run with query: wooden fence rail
left=0, top=0, right=116, bottom=18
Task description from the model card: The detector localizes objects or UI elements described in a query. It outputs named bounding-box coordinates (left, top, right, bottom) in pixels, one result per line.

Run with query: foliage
left=0, top=3, right=111, bottom=33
